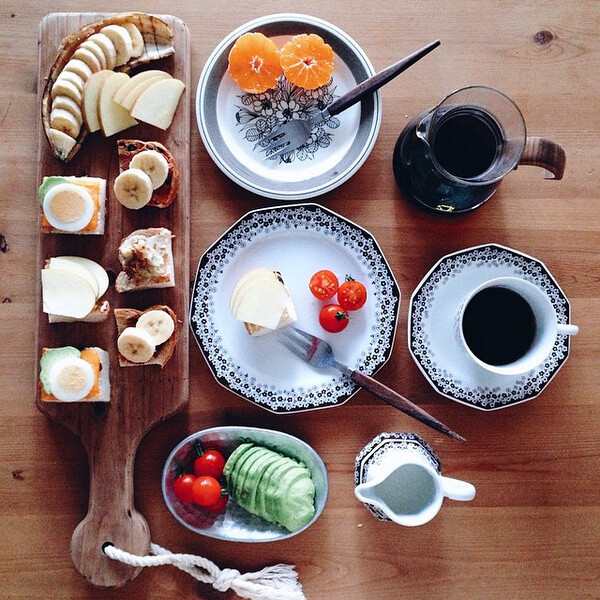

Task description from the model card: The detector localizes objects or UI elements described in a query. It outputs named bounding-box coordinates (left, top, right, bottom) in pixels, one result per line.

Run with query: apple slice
left=130, top=78, right=185, bottom=130
left=82, top=69, right=113, bottom=133
left=112, top=70, right=171, bottom=106
left=47, top=257, right=100, bottom=299
left=231, top=270, right=283, bottom=316
left=53, top=256, right=109, bottom=298
left=41, top=268, right=97, bottom=319
left=233, top=276, right=292, bottom=330
left=98, top=72, right=138, bottom=137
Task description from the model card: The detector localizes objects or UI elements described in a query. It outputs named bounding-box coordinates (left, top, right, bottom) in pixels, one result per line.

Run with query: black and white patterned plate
left=408, top=244, right=573, bottom=410
left=190, top=204, right=400, bottom=413
left=196, top=13, right=381, bottom=200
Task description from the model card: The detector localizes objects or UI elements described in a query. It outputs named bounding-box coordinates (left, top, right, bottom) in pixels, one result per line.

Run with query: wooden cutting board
left=35, top=13, right=190, bottom=587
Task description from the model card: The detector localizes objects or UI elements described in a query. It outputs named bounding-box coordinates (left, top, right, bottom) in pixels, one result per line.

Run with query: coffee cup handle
left=557, top=323, right=579, bottom=336
left=440, top=476, right=476, bottom=502
left=519, top=137, right=566, bottom=180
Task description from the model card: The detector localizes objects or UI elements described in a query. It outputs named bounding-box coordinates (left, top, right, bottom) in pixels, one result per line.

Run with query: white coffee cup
left=354, top=449, right=476, bottom=527
left=458, top=276, right=578, bottom=376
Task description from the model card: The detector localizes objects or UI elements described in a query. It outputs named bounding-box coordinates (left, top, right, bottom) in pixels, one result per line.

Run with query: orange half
left=228, top=32, right=283, bottom=93
left=280, top=34, right=335, bottom=90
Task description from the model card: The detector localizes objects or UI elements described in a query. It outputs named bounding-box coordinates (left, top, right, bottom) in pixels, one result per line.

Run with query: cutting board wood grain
left=35, top=13, right=190, bottom=588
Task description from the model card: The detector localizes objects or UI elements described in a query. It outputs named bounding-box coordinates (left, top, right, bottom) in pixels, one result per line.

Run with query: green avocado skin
left=224, top=443, right=316, bottom=533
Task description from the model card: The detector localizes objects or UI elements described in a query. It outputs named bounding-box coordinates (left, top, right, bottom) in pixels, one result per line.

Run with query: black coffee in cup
left=461, top=286, right=537, bottom=366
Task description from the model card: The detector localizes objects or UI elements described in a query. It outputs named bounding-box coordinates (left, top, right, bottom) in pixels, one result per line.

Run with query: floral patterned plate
left=190, top=204, right=400, bottom=412
left=196, top=13, right=382, bottom=200
left=408, top=244, right=574, bottom=410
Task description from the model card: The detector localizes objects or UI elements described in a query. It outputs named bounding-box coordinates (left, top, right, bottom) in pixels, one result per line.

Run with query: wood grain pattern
left=0, top=1, right=599, bottom=599
left=34, top=13, right=190, bottom=587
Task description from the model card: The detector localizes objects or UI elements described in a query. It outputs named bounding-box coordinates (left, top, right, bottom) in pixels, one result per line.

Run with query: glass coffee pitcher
left=393, top=85, right=566, bottom=213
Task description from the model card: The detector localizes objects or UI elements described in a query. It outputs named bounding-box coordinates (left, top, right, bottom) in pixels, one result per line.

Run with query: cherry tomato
left=204, top=493, right=229, bottom=513
left=173, top=474, right=196, bottom=504
left=319, top=304, right=350, bottom=333
left=191, top=475, right=223, bottom=507
left=194, top=450, right=226, bottom=479
left=337, top=277, right=367, bottom=311
left=309, top=270, right=339, bottom=300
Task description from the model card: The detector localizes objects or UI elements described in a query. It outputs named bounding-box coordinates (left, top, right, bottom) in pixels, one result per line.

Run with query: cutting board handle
left=70, top=434, right=151, bottom=587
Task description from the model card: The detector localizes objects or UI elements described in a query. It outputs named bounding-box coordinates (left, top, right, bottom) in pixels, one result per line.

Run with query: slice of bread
left=115, top=227, right=175, bottom=292
left=117, top=139, right=179, bottom=208
left=114, top=304, right=178, bottom=368
left=39, top=346, right=110, bottom=402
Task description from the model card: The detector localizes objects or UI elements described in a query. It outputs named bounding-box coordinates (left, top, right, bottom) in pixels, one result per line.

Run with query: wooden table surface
left=1, top=1, right=598, bottom=598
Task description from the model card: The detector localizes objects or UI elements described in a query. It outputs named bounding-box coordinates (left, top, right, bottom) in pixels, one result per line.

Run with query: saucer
left=190, top=203, right=400, bottom=413
left=408, top=244, right=573, bottom=410
left=196, top=13, right=381, bottom=200
left=354, top=432, right=440, bottom=521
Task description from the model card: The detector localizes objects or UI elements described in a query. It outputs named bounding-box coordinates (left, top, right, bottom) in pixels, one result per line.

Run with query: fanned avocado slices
left=223, top=442, right=253, bottom=481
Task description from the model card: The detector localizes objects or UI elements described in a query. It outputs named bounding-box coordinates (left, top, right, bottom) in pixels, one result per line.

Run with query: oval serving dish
left=161, top=426, right=329, bottom=542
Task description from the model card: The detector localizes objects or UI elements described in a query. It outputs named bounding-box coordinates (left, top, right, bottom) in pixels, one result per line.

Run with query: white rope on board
left=103, top=542, right=307, bottom=600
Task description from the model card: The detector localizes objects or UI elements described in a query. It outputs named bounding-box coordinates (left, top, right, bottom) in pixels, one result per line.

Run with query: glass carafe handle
left=519, top=137, right=566, bottom=180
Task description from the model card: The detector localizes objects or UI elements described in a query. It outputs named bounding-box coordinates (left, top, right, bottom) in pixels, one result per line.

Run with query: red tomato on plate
left=337, top=277, right=367, bottom=311
left=194, top=450, right=226, bottom=479
left=191, top=475, right=223, bottom=507
left=173, top=474, right=196, bottom=504
left=309, top=270, right=339, bottom=300
left=319, top=304, right=350, bottom=333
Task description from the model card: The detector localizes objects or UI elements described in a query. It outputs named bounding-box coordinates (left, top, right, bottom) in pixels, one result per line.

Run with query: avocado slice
left=39, top=346, right=80, bottom=393
left=235, top=448, right=281, bottom=512
left=245, top=453, right=288, bottom=515
left=228, top=446, right=264, bottom=500
left=263, top=464, right=309, bottom=526
left=252, top=456, right=291, bottom=519
left=280, top=474, right=316, bottom=532
left=38, top=176, right=68, bottom=206
left=223, top=442, right=253, bottom=482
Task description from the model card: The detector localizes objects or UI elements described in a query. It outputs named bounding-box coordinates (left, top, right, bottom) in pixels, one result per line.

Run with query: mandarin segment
left=228, top=32, right=283, bottom=93
left=280, top=33, right=334, bottom=90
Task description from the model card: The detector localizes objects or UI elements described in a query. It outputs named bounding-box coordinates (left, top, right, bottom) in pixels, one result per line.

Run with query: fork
left=279, top=326, right=465, bottom=443
left=258, top=39, right=441, bottom=159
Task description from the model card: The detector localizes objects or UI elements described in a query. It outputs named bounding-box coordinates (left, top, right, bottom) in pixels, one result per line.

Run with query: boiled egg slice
left=48, top=356, right=95, bottom=402
left=42, top=183, right=95, bottom=232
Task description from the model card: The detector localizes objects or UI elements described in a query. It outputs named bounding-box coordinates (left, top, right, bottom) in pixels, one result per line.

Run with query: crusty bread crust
left=115, top=227, right=175, bottom=292
left=117, top=139, right=179, bottom=208
left=114, top=304, right=178, bottom=368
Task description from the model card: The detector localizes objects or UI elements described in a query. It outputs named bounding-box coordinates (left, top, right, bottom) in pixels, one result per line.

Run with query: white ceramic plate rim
left=196, top=12, right=382, bottom=200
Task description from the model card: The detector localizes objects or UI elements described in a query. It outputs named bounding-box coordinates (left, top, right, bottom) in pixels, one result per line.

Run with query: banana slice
left=47, top=128, right=77, bottom=160
left=55, top=70, right=85, bottom=94
left=123, top=23, right=145, bottom=58
left=63, top=58, right=93, bottom=82
left=51, top=75, right=84, bottom=104
left=130, top=150, right=170, bottom=189
left=77, top=40, right=107, bottom=69
left=51, top=95, right=83, bottom=125
left=100, top=25, right=133, bottom=66
left=87, top=33, right=117, bottom=70
left=136, top=309, right=175, bottom=345
left=113, top=168, right=153, bottom=209
left=48, top=356, right=96, bottom=402
left=50, top=108, right=81, bottom=139
left=117, top=327, right=156, bottom=363
left=72, top=47, right=102, bottom=73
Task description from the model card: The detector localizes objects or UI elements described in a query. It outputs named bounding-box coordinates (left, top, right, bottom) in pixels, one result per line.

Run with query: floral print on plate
left=235, top=76, right=340, bottom=163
